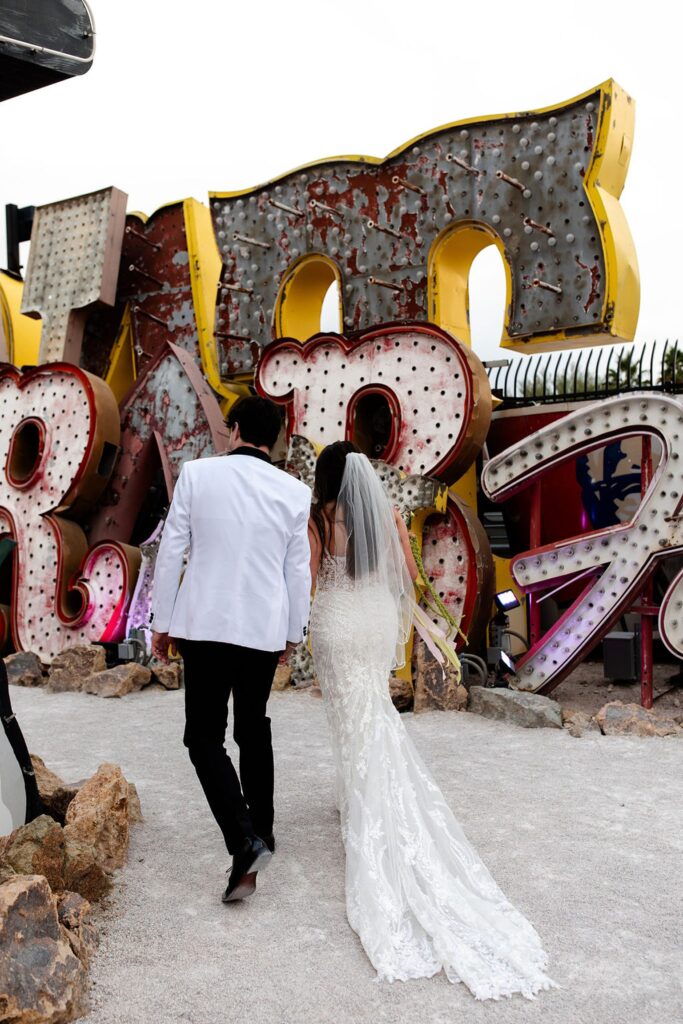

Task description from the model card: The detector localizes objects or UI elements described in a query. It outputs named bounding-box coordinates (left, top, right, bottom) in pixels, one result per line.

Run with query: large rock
left=0, top=874, right=88, bottom=1023
left=0, top=859, right=16, bottom=885
left=468, top=686, right=563, bottom=729
left=31, top=754, right=80, bottom=824
left=561, top=707, right=600, bottom=738
left=389, top=674, right=414, bottom=713
left=0, top=814, right=66, bottom=891
left=56, top=891, right=98, bottom=969
left=47, top=645, right=107, bottom=693
left=127, top=782, right=143, bottom=824
left=150, top=660, right=183, bottom=690
left=272, top=664, right=293, bottom=692
left=30, top=754, right=142, bottom=827
left=3, top=651, right=45, bottom=687
left=1, top=760, right=140, bottom=903
left=0, top=814, right=112, bottom=904
left=413, top=639, right=468, bottom=713
left=81, top=663, right=151, bottom=698
left=62, top=837, right=111, bottom=903
left=64, top=763, right=130, bottom=874
left=595, top=701, right=683, bottom=737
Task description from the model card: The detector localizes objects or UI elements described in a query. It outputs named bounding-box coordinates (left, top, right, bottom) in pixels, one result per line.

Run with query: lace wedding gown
left=309, top=553, right=556, bottom=1000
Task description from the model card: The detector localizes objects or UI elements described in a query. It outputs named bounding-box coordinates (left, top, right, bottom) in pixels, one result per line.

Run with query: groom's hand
left=279, top=641, right=298, bottom=665
left=152, top=631, right=177, bottom=663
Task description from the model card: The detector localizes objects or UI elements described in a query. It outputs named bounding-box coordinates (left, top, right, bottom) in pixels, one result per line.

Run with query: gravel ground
left=9, top=684, right=683, bottom=1024
left=552, top=660, right=683, bottom=719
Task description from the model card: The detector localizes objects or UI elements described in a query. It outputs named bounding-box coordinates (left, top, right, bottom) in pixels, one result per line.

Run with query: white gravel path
left=8, top=684, right=683, bottom=1024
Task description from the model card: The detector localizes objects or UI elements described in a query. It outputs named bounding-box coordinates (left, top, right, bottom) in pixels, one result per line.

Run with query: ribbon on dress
left=410, top=600, right=462, bottom=681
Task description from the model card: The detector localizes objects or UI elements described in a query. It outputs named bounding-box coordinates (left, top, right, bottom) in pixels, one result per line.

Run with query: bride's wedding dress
left=309, top=549, right=556, bottom=1000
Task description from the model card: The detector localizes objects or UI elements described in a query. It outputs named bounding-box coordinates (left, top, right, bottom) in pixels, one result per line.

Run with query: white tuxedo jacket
left=150, top=449, right=312, bottom=651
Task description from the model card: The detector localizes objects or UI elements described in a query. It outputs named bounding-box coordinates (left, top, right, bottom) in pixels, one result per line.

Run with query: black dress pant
left=179, top=639, right=280, bottom=855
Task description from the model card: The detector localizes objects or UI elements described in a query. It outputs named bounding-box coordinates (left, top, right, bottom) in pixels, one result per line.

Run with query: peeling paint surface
left=22, top=187, right=127, bottom=365
left=212, top=91, right=608, bottom=373
left=119, top=206, right=208, bottom=372
left=87, top=344, right=229, bottom=546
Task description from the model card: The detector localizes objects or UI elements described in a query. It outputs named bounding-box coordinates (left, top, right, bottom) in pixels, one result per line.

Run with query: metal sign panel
left=258, top=322, right=492, bottom=484
left=212, top=80, right=638, bottom=373
left=482, top=393, right=683, bottom=693
left=0, top=363, right=140, bottom=660
left=21, top=186, right=127, bottom=364
left=86, top=342, right=230, bottom=546
left=0, top=0, right=95, bottom=101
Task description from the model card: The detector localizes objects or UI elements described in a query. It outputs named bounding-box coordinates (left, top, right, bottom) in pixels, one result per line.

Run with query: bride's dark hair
left=311, top=440, right=361, bottom=556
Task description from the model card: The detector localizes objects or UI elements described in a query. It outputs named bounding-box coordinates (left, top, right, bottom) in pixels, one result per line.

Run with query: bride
left=306, top=441, right=556, bottom=1000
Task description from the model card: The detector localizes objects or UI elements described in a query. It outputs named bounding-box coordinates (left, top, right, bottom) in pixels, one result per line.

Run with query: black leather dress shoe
left=222, top=836, right=272, bottom=903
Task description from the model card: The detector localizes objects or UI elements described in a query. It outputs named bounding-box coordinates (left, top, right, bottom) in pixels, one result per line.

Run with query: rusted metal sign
left=21, top=187, right=127, bottom=365
left=87, top=342, right=229, bottom=546
left=212, top=80, right=638, bottom=374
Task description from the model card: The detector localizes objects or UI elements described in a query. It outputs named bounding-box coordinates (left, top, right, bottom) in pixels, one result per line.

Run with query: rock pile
left=594, top=700, right=682, bottom=737
left=3, top=651, right=45, bottom=687
left=468, top=686, right=563, bottom=729
left=80, top=662, right=152, bottom=698
left=412, top=641, right=468, bottom=714
left=0, top=875, right=89, bottom=1024
left=47, top=646, right=108, bottom=692
left=272, top=663, right=293, bottom=692
left=30, top=755, right=81, bottom=824
left=561, top=707, right=600, bottom=738
left=3, top=644, right=182, bottom=697
left=0, top=758, right=141, bottom=1023
left=148, top=660, right=183, bottom=691
left=466, top=687, right=683, bottom=738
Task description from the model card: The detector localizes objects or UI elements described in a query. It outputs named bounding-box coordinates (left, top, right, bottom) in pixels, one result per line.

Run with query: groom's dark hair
left=227, top=396, right=283, bottom=450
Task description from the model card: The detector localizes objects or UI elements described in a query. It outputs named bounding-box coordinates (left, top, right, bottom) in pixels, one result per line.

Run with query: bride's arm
left=308, top=518, right=322, bottom=592
left=393, top=508, right=419, bottom=582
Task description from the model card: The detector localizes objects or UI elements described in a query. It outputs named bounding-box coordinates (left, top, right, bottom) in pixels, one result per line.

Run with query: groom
left=150, top=396, right=311, bottom=901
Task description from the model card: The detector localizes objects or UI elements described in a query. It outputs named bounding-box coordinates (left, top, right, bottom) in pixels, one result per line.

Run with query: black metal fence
left=487, top=340, right=683, bottom=407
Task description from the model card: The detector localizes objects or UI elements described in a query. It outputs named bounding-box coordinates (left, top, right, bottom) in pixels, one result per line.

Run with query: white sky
left=1, top=0, right=678, bottom=362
